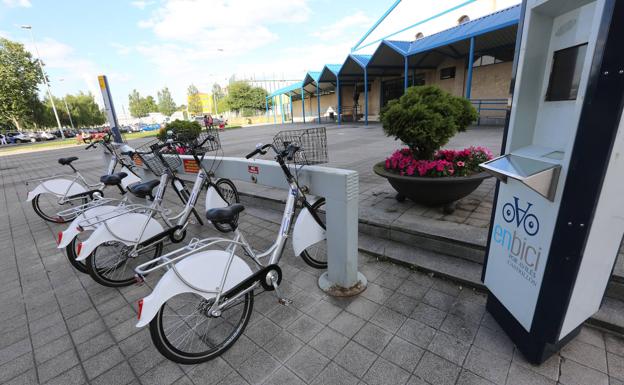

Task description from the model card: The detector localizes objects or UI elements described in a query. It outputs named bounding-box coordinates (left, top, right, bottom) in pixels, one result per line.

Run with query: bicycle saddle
left=58, top=156, right=79, bottom=165
left=127, top=180, right=160, bottom=199
left=99, top=172, right=128, bottom=186
left=206, top=204, right=244, bottom=224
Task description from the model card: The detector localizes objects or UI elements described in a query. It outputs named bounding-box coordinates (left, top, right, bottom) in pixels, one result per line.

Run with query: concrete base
left=318, top=271, right=368, bottom=297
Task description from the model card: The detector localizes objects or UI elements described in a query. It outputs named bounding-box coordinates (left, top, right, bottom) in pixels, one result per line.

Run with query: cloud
left=110, top=42, right=132, bottom=55
left=311, top=11, right=372, bottom=41
left=2, top=0, right=31, bottom=8
left=130, top=0, right=155, bottom=10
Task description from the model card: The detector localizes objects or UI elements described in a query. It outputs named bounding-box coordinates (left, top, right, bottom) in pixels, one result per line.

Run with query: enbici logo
left=492, top=196, right=542, bottom=285
left=502, top=197, right=539, bottom=236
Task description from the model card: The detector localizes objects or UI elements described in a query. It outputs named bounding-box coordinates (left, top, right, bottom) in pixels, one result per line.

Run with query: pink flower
left=456, top=161, right=465, bottom=167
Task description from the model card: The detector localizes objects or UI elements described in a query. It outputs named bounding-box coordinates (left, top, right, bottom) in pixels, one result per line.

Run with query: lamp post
left=58, top=78, right=74, bottom=130
left=21, top=25, right=65, bottom=139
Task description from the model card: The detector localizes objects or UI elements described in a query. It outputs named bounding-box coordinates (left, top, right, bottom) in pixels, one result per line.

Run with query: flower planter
left=373, top=161, right=491, bottom=208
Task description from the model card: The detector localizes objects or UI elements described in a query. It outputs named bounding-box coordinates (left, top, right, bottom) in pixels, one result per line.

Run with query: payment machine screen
left=546, top=43, right=588, bottom=101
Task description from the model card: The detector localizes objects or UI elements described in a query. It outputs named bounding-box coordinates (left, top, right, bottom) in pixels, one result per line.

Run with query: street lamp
left=21, top=25, right=65, bottom=139
left=58, top=78, right=75, bottom=130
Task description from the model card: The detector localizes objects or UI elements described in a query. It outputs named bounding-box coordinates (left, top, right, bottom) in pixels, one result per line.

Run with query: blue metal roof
left=323, top=64, right=342, bottom=76
left=406, top=4, right=520, bottom=56
left=351, top=54, right=372, bottom=68
left=384, top=40, right=410, bottom=55
left=303, top=71, right=323, bottom=84
left=268, top=81, right=303, bottom=98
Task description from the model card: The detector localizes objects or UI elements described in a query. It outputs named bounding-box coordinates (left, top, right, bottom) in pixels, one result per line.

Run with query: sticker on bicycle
left=133, top=154, right=143, bottom=167
left=502, top=197, right=539, bottom=236
left=183, top=159, right=200, bottom=174
left=248, top=165, right=259, bottom=174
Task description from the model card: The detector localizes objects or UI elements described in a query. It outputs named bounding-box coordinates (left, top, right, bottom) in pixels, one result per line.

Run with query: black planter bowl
left=373, top=161, right=492, bottom=209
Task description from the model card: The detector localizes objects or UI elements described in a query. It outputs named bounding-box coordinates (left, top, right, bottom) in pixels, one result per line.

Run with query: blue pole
left=316, top=83, right=321, bottom=123
left=301, top=87, right=306, bottom=123
left=404, top=56, right=408, bottom=92
left=466, top=36, right=475, bottom=99
left=280, top=94, right=285, bottom=124
left=273, top=96, right=276, bottom=124
left=289, top=94, right=293, bottom=123
left=337, top=77, right=341, bottom=125
left=364, top=68, right=368, bottom=126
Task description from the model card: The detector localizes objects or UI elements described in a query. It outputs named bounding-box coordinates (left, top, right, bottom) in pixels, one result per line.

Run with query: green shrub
left=380, top=85, right=477, bottom=160
left=157, top=119, right=202, bottom=142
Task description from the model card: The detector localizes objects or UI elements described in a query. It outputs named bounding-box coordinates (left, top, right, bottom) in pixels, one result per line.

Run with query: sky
left=0, top=0, right=519, bottom=115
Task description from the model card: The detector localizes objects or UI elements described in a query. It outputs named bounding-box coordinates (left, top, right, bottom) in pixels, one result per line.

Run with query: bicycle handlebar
left=245, top=143, right=272, bottom=159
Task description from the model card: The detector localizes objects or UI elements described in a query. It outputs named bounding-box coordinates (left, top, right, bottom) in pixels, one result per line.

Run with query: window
left=545, top=43, right=588, bottom=101
left=458, top=15, right=470, bottom=24
left=415, top=32, right=424, bottom=40
left=440, top=67, right=456, bottom=80
left=473, top=55, right=506, bottom=68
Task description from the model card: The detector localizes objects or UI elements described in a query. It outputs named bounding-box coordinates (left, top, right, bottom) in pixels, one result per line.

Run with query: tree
left=212, top=83, right=224, bottom=99
left=224, top=81, right=268, bottom=116
left=187, top=84, right=203, bottom=117
left=157, top=87, right=176, bottom=116
left=128, top=89, right=158, bottom=118
left=35, top=92, right=105, bottom=128
left=0, top=37, right=44, bottom=130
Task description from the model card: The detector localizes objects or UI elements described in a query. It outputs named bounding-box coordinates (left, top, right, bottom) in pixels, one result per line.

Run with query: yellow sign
left=98, top=75, right=106, bottom=90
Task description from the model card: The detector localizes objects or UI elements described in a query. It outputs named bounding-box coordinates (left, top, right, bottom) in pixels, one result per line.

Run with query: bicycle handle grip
left=245, top=148, right=262, bottom=159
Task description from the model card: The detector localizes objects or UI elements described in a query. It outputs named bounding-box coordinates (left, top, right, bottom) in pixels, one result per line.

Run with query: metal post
left=337, top=77, right=341, bottom=125
left=22, top=26, right=64, bottom=139
left=404, top=56, right=409, bottom=92
left=97, top=75, right=123, bottom=143
left=301, top=87, right=306, bottom=123
left=466, top=36, right=475, bottom=99
left=364, top=69, right=369, bottom=126
left=289, top=94, right=294, bottom=123
left=273, top=96, right=276, bottom=124
left=62, top=97, right=74, bottom=129
left=265, top=97, right=268, bottom=121
left=280, top=94, right=285, bottom=124
left=316, top=83, right=321, bottom=123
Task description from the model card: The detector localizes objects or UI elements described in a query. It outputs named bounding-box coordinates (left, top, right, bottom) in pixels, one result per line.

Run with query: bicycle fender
left=205, top=185, right=229, bottom=212
left=75, top=213, right=164, bottom=261
left=120, top=166, right=142, bottom=189
left=136, top=250, right=253, bottom=327
left=26, top=179, right=87, bottom=202
left=57, top=204, right=124, bottom=248
left=292, top=207, right=326, bottom=256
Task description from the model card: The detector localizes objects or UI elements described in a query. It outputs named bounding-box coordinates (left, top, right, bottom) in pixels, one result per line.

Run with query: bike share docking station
left=140, top=149, right=365, bottom=296
left=480, top=0, right=624, bottom=364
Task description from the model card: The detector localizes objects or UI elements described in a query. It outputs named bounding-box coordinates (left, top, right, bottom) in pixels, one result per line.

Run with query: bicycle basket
left=109, top=143, right=137, bottom=169
left=176, top=128, right=221, bottom=155
left=135, top=139, right=182, bottom=176
left=272, top=126, right=328, bottom=165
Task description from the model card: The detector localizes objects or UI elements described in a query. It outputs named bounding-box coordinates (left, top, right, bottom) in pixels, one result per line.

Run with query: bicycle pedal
left=278, top=298, right=292, bottom=306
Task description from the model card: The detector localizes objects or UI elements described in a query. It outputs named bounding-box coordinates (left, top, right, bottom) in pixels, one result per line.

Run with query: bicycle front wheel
left=86, top=241, right=163, bottom=287
left=32, top=193, right=88, bottom=223
left=300, top=198, right=328, bottom=269
left=149, top=291, right=253, bottom=364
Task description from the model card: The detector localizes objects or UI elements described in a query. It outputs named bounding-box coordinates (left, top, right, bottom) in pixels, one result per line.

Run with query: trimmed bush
left=157, top=119, right=202, bottom=142
left=380, top=85, right=477, bottom=160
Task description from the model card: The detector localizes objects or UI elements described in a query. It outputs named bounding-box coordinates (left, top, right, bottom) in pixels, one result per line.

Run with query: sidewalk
left=1, top=126, right=623, bottom=384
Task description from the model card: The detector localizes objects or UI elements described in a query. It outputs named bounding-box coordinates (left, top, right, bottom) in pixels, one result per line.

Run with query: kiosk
left=480, top=0, right=624, bottom=364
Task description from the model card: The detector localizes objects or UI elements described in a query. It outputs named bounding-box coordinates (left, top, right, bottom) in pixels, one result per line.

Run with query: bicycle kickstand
left=269, top=275, right=292, bottom=306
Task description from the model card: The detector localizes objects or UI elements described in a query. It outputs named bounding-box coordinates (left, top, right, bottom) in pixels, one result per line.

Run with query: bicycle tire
left=300, top=198, right=328, bottom=269
left=149, top=291, right=253, bottom=364
left=65, top=232, right=92, bottom=274
left=212, top=179, right=240, bottom=233
left=86, top=241, right=163, bottom=287
left=32, top=193, right=88, bottom=223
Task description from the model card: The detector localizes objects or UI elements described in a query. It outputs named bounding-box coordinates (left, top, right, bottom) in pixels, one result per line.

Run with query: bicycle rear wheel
left=32, top=193, right=88, bottom=223
left=86, top=241, right=163, bottom=287
left=300, top=198, right=327, bottom=269
left=65, top=231, right=92, bottom=274
left=149, top=291, right=253, bottom=364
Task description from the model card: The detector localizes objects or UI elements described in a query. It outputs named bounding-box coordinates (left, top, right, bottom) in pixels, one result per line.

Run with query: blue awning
left=268, top=81, right=303, bottom=98
left=406, top=4, right=520, bottom=56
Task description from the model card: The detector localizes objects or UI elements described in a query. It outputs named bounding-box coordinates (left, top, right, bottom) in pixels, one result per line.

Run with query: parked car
left=6, top=132, right=35, bottom=143
left=52, top=129, right=77, bottom=138
left=35, top=131, right=56, bottom=141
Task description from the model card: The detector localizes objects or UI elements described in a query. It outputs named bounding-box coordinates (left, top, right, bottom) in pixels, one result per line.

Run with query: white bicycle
left=134, top=127, right=329, bottom=364
left=25, top=133, right=142, bottom=223
left=74, top=131, right=239, bottom=287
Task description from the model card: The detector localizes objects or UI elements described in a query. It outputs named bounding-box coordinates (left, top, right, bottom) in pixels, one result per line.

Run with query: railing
left=470, top=98, right=507, bottom=126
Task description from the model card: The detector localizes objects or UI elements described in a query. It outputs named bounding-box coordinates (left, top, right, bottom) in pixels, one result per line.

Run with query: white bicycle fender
left=57, top=205, right=127, bottom=248
left=75, top=213, right=164, bottom=261
left=205, top=185, right=228, bottom=211
left=292, top=207, right=326, bottom=256
left=120, top=166, right=142, bottom=189
left=136, top=250, right=253, bottom=327
left=26, top=179, right=87, bottom=202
